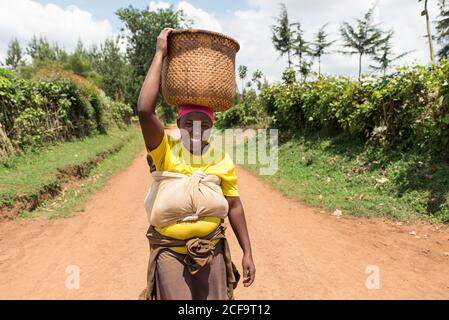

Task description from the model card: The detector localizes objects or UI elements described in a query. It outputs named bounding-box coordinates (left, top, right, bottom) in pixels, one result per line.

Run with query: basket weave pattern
left=161, top=29, right=240, bottom=112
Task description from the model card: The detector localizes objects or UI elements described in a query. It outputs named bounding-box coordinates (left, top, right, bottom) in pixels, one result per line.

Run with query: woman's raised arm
left=137, top=27, right=174, bottom=151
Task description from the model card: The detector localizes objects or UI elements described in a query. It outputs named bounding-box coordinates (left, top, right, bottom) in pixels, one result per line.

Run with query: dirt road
left=1, top=147, right=449, bottom=299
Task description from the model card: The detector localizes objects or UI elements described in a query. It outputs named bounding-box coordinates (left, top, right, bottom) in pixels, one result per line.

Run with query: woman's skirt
left=155, top=239, right=228, bottom=299
left=144, top=223, right=240, bottom=300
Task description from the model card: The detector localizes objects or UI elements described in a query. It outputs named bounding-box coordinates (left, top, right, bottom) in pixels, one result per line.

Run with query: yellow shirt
left=146, top=131, right=239, bottom=253
left=146, top=131, right=239, bottom=197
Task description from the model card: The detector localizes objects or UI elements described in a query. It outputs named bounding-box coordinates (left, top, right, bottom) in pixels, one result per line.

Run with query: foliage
left=369, top=35, right=411, bottom=75
left=257, top=59, right=449, bottom=154
left=116, top=5, right=189, bottom=108
left=340, top=6, right=392, bottom=80
left=155, top=101, right=177, bottom=126
left=271, top=3, right=296, bottom=68
left=0, top=68, right=133, bottom=154
left=4, top=38, right=24, bottom=70
left=110, top=101, right=134, bottom=129
left=436, top=0, right=449, bottom=58
left=89, top=37, right=129, bottom=102
left=238, top=65, right=248, bottom=94
left=311, top=24, right=335, bottom=76
left=215, top=90, right=268, bottom=129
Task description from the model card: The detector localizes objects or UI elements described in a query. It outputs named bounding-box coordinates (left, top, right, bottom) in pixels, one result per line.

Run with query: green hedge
left=215, top=91, right=268, bottom=129
left=0, top=69, right=134, bottom=155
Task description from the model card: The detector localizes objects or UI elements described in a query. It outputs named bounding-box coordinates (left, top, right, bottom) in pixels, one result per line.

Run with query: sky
left=0, top=0, right=445, bottom=82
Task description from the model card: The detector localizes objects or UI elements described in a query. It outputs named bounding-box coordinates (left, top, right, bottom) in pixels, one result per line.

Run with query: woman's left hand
left=242, top=253, right=256, bottom=287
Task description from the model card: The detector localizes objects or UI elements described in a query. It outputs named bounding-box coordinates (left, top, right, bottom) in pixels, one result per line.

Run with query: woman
left=138, top=27, right=255, bottom=300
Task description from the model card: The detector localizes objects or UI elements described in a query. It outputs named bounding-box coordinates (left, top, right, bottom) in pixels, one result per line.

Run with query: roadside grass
left=240, top=131, right=449, bottom=224
left=1, top=125, right=144, bottom=219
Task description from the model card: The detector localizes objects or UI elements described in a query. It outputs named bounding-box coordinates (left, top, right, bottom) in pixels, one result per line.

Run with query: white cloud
left=0, top=0, right=113, bottom=62
left=149, top=1, right=222, bottom=32
left=221, top=0, right=443, bottom=82
left=149, top=1, right=171, bottom=11
left=1, top=0, right=443, bottom=83
left=177, top=1, right=222, bottom=32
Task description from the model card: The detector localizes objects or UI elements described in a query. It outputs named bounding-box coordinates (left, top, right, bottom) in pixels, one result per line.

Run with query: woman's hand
left=156, top=27, right=175, bottom=58
left=242, top=253, right=256, bottom=287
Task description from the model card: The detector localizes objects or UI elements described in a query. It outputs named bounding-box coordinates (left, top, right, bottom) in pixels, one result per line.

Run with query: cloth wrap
left=144, top=223, right=240, bottom=300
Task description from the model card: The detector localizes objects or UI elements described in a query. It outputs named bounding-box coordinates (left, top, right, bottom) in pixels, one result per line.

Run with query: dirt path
left=1, top=147, right=449, bottom=299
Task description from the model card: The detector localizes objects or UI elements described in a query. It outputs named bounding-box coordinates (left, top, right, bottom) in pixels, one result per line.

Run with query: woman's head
left=176, top=104, right=214, bottom=154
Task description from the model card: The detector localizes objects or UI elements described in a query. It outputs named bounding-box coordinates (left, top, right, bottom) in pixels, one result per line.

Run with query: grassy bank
left=0, top=124, right=144, bottom=219
left=241, top=131, right=449, bottom=224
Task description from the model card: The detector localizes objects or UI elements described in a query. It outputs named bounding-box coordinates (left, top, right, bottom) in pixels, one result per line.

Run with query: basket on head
left=161, top=29, right=240, bottom=112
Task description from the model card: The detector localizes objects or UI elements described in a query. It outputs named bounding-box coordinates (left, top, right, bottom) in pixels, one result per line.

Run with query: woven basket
left=161, top=29, right=240, bottom=112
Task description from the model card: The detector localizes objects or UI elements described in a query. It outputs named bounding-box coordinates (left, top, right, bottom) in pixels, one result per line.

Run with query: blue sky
left=0, top=0, right=445, bottom=83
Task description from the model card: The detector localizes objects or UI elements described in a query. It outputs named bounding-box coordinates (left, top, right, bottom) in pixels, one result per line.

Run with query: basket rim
left=170, top=28, right=240, bottom=52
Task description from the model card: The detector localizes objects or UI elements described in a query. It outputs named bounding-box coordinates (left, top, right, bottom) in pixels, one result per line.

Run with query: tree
left=271, top=3, right=296, bottom=68
left=299, top=59, right=313, bottom=82
left=238, top=65, right=248, bottom=94
left=419, top=0, right=437, bottom=63
left=369, top=33, right=411, bottom=76
left=251, top=69, right=263, bottom=91
left=282, top=67, right=296, bottom=85
left=291, top=22, right=311, bottom=80
left=5, top=38, right=24, bottom=70
left=90, top=37, right=129, bottom=101
left=116, top=5, right=189, bottom=109
left=66, top=39, right=94, bottom=78
left=26, top=36, right=58, bottom=62
left=311, top=23, right=335, bottom=77
left=340, top=7, right=392, bottom=81
left=436, top=0, right=449, bottom=58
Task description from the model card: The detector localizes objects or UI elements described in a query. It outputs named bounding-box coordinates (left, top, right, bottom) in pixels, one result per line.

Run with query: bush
left=156, top=101, right=177, bottom=126
left=215, top=90, right=269, bottom=129
left=110, top=101, right=133, bottom=128
left=258, top=59, right=449, bottom=154
left=0, top=68, right=130, bottom=154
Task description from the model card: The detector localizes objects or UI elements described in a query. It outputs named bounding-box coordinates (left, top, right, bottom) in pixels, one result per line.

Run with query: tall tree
left=271, top=3, right=296, bottom=68
left=369, top=33, right=411, bottom=76
left=419, top=0, right=436, bottom=63
left=26, top=36, right=58, bottom=62
left=291, top=22, right=311, bottom=80
left=90, top=37, right=129, bottom=101
left=340, top=7, right=392, bottom=81
left=311, top=23, right=335, bottom=77
left=116, top=5, right=188, bottom=108
left=436, top=0, right=449, bottom=58
left=5, top=38, right=24, bottom=70
left=299, top=59, right=313, bottom=82
left=66, top=39, right=93, bottom=78
left=238, top=65, right=248, bottom=94
left=251, top=69, right=263, bottom=91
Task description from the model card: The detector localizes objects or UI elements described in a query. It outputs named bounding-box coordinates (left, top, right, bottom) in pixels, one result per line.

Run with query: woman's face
left=177, top=112, right=213, bottom=154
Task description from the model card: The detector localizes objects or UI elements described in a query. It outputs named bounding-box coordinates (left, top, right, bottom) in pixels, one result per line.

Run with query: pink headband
left=178, top=104, right=214, bottom=123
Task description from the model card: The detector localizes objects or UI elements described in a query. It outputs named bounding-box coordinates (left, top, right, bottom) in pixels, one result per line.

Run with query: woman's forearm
left=227, top=198, right=253, bottom=256
left=137, top=51, right=164, bottom=114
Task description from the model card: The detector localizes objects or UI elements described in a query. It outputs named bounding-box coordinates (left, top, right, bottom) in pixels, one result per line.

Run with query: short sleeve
left=220, top=156, right=239, bottom=197
left=146, top=132, right=169, bottom=171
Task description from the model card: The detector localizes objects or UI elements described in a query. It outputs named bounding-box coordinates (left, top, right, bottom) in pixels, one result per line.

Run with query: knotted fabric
left=144, top=223, right=240, bottom=300
left=144, top=171, right=229, bottom=227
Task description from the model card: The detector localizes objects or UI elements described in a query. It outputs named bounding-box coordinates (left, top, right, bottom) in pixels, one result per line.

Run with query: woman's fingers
left=159, top=27, right=174, bottom=38
left=242, top=259, right=255, bottom=287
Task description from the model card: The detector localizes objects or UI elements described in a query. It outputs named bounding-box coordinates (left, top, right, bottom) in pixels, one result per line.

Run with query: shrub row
left=0, top=68, right=133, bottom=155
left=258, top=59, right=449, bottom=154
